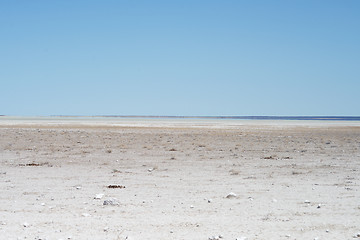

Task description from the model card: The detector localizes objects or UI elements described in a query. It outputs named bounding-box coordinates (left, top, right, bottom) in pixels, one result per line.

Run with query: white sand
left=0, top=118, right=359, bottom=239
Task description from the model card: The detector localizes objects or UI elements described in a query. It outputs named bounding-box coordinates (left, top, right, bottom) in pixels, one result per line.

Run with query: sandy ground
left=0, top=119, right=360, bottom=240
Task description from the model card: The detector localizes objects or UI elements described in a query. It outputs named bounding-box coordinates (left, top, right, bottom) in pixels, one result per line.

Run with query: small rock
left=236, top=237, right=247, bottom=240
left=81, top=213, right=91, bottom=217
left=94, top=193, right=104, bottom=199
left=76, top=186, right=82, bottom=190
left=207, top=199, right=212, bottom=203
left=304, top=200, right=311, bottom=204
left=317, top=204, right=321, bottom=209
left=353, top=232, right=360, bottom=238
left=103, top=198, right=119, bottom=206
left=226, top=192, right=237, bottom=199
left=190, top=205, right=194, bottom=208
left=23, top=222, right=29, bottom=227
left=209, top=235, right=222, bottom=240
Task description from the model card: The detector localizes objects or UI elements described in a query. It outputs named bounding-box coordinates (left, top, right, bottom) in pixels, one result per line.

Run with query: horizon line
left=1, top=115, right=360, bottom=121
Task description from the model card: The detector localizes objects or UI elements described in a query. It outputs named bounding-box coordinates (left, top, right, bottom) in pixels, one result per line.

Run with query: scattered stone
left=226, top=192, right=237, bottom=199
left=81, top=213, right=91, bottom=217
left=208, top=235, right=223, bottom=240
left=304, top=200, right=311, bottom=204
left=236, top=237, right=247, bottom=240
left=23, top=222, right=29, bottom=227
left=353, top=232, right=360, bottom=238
left=76, top=186, right=82, bottom=190
left=317, top=204, right=321, bottom=209
left=94, top=193, right=104, bottom=199
left=190, top=205, right=194, bottom=208
left=103, top=198, right=119, bottom=206
left=207, top=199, right=212, bottom=203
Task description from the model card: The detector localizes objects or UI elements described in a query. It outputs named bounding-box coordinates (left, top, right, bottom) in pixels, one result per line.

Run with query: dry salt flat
left=0, top=117, right=360, bottom=240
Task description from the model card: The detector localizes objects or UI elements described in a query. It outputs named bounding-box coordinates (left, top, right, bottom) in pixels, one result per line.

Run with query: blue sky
left=1, top=1, right=359, bottom=116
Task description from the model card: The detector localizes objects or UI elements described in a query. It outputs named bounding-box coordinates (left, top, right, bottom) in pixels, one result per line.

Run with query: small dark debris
left=19, top=162, right=51, bottom=167
left=107, top=185, right=126, bottom=189
left=263, top=155, right=277, bottom=160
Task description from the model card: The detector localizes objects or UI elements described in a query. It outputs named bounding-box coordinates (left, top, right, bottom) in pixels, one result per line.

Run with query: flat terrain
left=0, top=121, right=359, bottom=239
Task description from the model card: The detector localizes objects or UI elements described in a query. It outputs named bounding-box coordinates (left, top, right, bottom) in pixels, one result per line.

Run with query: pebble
left=226, top=192, right=237, bottom=199
left=317, top=204, right=321, bottom=209
left=94, top=193, right=104, bottom=199
left=103, top=198, right=119, bottom=206
left=81, top=213, right=91, bottom=217
left=353, top=232, right=360, bottom=238
left=236, top=237, right=247, bottom=240
left=208, top=235, right=223, bottom=240
left=23, top=222, right=29, bottom=227
left=304, top=200, right=311, bottom=204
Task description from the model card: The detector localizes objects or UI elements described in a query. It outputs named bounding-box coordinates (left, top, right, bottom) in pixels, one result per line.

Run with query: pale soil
left=0, top=122, right=359, bottom=240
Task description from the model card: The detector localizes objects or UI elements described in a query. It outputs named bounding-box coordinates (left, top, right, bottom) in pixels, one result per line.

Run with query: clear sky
left=1, top=1, right=359, bottom=116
